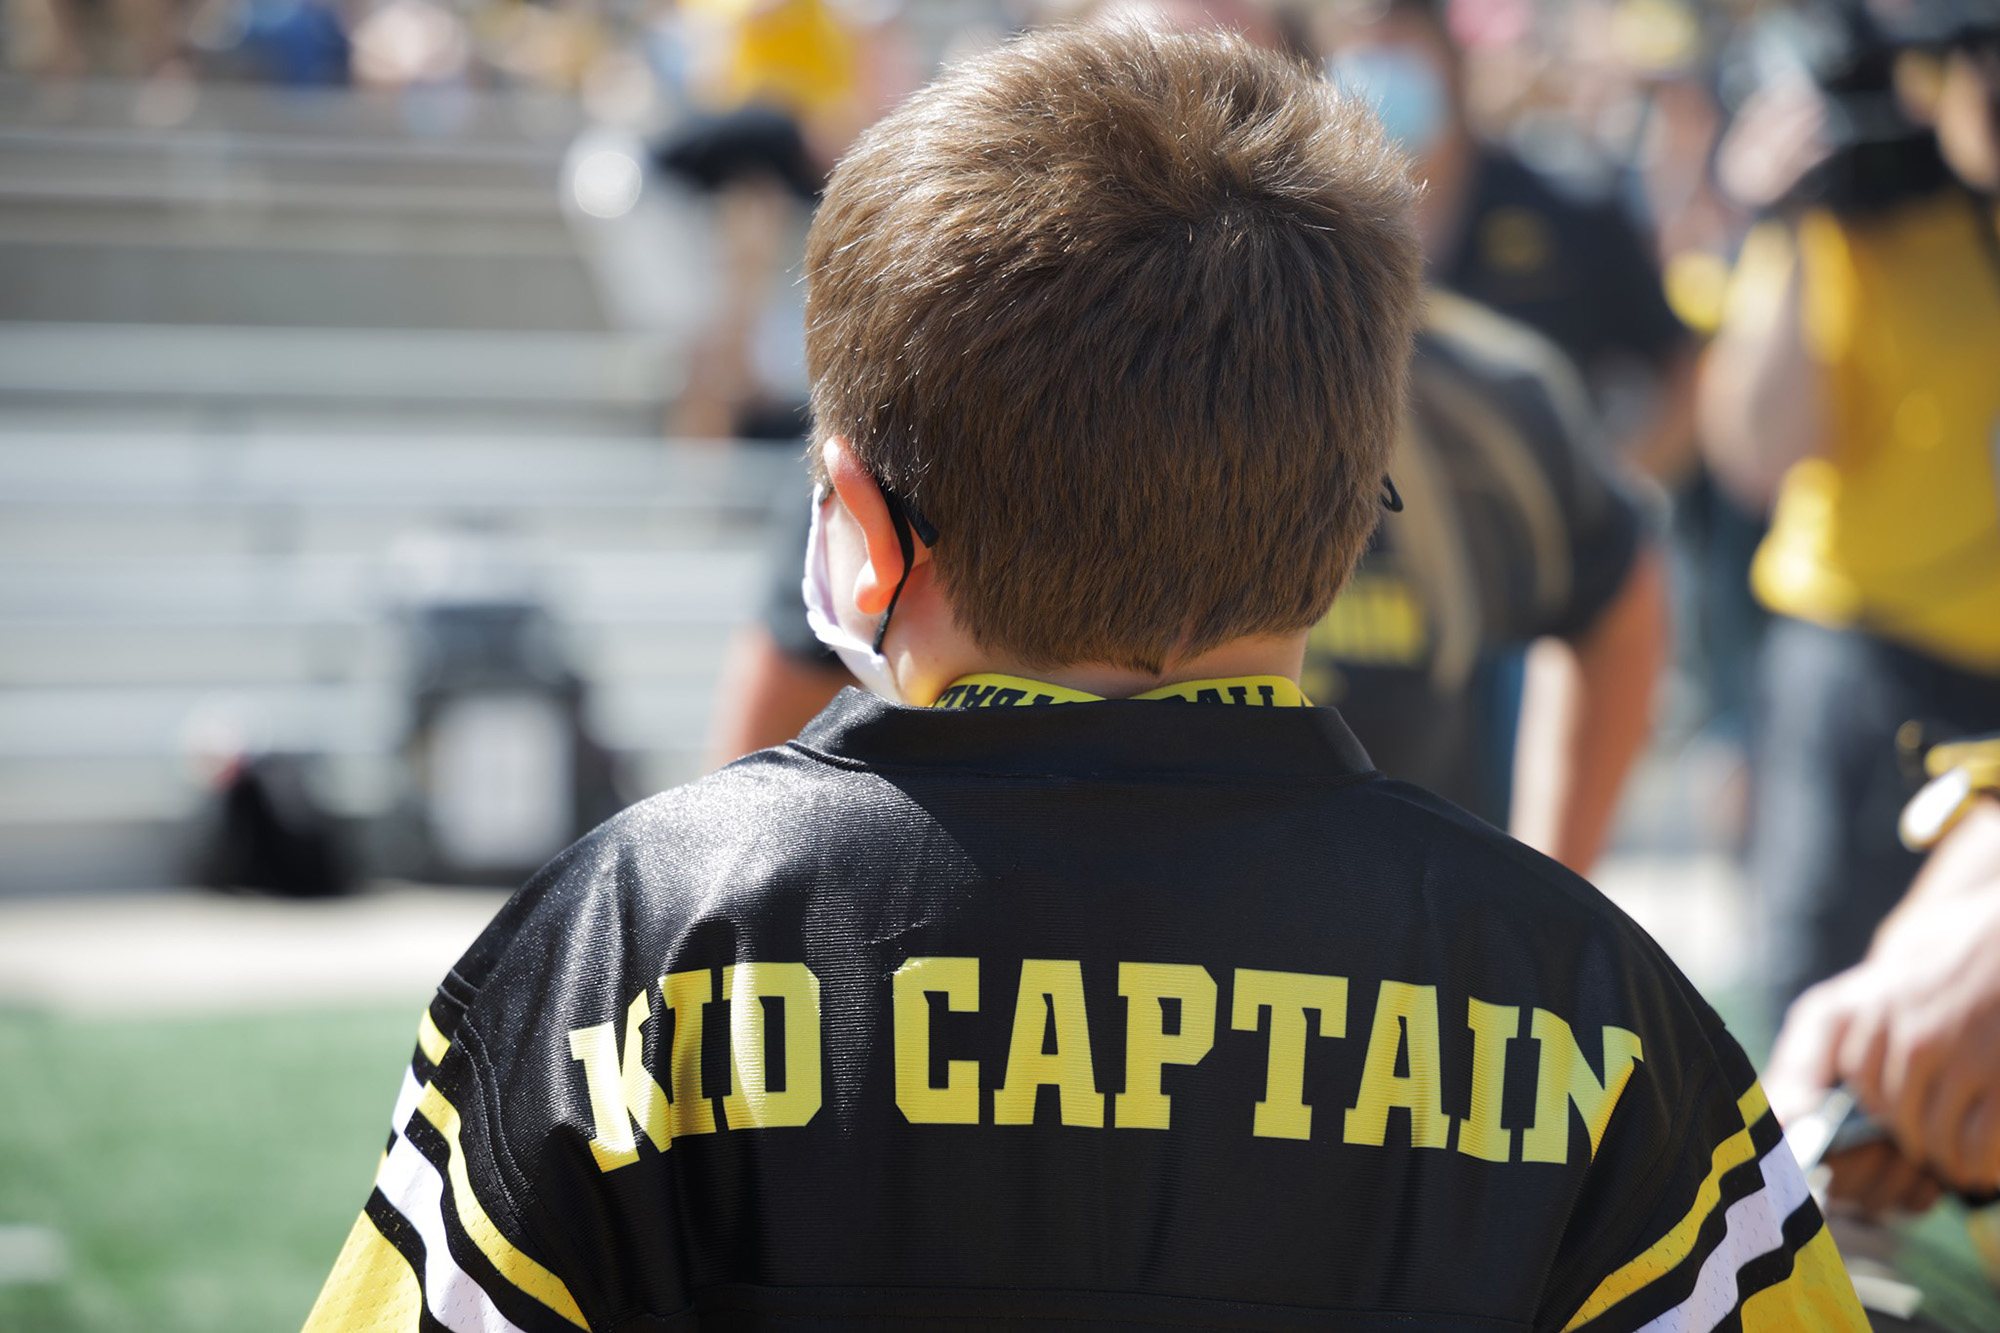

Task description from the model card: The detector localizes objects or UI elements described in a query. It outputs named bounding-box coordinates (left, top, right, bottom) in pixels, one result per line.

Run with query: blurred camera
left=1742, top=0, right=2000, bottom=212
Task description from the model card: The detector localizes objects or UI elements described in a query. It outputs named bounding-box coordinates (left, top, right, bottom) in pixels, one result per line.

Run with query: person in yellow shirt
left=1701, top=3, right=2000, bottom=1024
left=676, top=0, right=865, bottom=153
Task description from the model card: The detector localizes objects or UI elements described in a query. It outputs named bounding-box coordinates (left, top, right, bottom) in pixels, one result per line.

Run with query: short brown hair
left=805, top=21, right=1422, bottom=672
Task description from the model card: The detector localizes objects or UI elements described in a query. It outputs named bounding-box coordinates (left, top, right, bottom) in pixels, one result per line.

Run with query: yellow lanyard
left=930, top=673, right=1310, bottom=710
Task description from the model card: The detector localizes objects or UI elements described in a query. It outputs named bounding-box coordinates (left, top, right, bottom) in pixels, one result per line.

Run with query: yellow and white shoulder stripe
left=1625, top=1136, right=1812, bottom=1331
left=1565, top=1082, right=1865, bottom=1333
left=305, top=1012, right=589, bottom=1333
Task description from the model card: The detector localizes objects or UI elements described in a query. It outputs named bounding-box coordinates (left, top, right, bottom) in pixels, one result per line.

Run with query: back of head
left=806, top=21, right=1423, bottom=673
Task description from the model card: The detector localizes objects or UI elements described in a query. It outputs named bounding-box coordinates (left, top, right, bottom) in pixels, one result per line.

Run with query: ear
left=822, top=436, right=931, bottom=617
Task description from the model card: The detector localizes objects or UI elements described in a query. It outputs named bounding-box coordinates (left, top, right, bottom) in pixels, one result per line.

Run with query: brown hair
left=805, top=20, right=1423, bottom=672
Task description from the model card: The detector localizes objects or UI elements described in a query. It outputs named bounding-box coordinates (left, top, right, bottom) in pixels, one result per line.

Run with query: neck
left=968, top=633, right=1307, bottom=700
left=878, top=580, right=1309, bottom=705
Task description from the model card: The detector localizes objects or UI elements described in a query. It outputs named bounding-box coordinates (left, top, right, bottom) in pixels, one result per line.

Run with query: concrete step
left=0, top=548, right=764, bottom=624
left=0, top=123, right=568, bottom=195
left=0, top=75, right=585, bottom=148
left=0, top=618, right=737, bottom=689
left=0, top=245, right=608, bottom=330
left=0, top=323, right=682, bottom=403
left=0, top=419, right=799, bottom=504
left=0, top=99, right=605, bottom=329
left=0, top=193, right=577, bottom=258
left=0, top=673, right=724, bottom=762
left=0, top=503, right=774, bottom=564
left=0, top=884, right=513, bottom=1004
left=0, top=505, right=774, bottom=559
left=0, top=621, right=399, bottom=688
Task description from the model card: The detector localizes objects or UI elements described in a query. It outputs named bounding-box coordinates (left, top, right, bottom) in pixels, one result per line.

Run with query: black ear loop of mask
left=863, top=475, right=1387, bottom=654
left=871, top=482, right=939, bottom=654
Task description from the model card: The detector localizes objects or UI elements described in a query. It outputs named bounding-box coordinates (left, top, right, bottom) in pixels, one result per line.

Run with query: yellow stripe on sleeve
left=416, top=1010, right=451, bottom=1067
left=1739, top=1225, right=1870, bottom=1332
left=1736, top=1081, right=1770, bottom=1130
left=1562, top=1084, right=1773, bottom=1331
left=415, top=1083, right=589, bottom=1329
left=301, top=1212, right=426, bottom=1333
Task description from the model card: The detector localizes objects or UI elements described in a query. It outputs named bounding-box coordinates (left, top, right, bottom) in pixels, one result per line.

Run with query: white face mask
left=1328, top=45, right=1449, bottom=158
left=802, top=491, right=907, bottom=704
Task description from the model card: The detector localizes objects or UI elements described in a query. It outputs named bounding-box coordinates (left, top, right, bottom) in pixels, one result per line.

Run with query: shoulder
left=1348, top=776, right=1707, bottom=1018
left=1416, top=292, right=1605, bottom=479
left=1420, top=292, right=1592, bottom=409
left=565, top=743, right=869, bottom=892
left=447, top=746, right=872, bottom=980
left=1348, top=775, right=1596, bottom=898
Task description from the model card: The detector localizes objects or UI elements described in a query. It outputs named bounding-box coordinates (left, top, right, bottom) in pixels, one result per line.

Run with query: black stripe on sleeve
left=1573, top=1108, right=1789, bottom=1332
left=1708, top=1190, right=1829, bottom=1333
left=400, top=1107, right=583, bottom=1333
left=362, top=1189, right=455, bottom=1333
left=409, top=1045, right=440, bottom=1092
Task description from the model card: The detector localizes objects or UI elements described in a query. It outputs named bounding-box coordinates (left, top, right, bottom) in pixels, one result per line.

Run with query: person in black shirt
left=307, top=23, right=1860, bottom=1332
left=1321, top=0, right=1698, bottom=476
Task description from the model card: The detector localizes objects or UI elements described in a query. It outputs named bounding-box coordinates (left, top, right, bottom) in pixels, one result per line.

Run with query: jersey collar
left=794, top=687, right=1373, bottom=786
left=930, top=672, right=1310, bottom=710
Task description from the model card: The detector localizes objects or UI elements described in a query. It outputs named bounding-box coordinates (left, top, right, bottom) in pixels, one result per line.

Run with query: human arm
left=1510, top=545, right=1669, bottom=875
left=1491, top=327, right=1669, bottom=877
left=1620, top=347, right=1702, bottom=489
left=1696, top=82, right=1840, bottom=511
left=301, top=830, right=680, bottom=1332
left=1765, top=797, right=2000, bottom=1205
left=1695, top=219, right=1828, bottom=511
left=704, top=500, right=856, bottom=770
left=704, top=624, right=851, bottom=770
left=301, top=994, right=593, bottom=1333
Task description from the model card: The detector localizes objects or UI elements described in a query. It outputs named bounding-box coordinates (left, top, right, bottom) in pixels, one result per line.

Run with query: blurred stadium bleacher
left=0, top=74, right=799, bottom=894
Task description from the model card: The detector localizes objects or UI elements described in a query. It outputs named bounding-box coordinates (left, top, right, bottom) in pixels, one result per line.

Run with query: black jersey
left=306, top=693, right=1863, bottom=1332
left=1435, top=150, right=1688, bottom=394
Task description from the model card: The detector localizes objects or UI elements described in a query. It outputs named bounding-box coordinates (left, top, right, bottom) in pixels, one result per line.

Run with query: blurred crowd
left=2, top=0, right=929, bottom=119
left=14, top=0, right=2000, bottom=1308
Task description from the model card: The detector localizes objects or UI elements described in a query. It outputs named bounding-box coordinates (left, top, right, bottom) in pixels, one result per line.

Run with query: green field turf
left=4, top=1000, right=1999, bottom=1332
left=0, top=1005, right=414, bottom=1333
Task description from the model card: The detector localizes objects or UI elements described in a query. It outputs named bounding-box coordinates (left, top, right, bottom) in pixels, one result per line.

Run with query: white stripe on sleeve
left=389, top=1068, right=425, bottom=1141
left=1634, top=1143, right=1813, bottom=1333
left=374, top=1130, right=530, bottom=1333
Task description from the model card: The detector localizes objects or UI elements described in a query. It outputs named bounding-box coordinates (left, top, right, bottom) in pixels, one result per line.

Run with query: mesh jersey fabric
left=306, top=692, right=1863, bottom=1333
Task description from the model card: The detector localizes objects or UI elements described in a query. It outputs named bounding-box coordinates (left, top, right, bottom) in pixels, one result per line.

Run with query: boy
left=306, top=23, right=1864, bottom=1331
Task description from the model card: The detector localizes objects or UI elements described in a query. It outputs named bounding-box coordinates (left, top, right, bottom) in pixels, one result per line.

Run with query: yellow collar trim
left=930, top=672, right=1310, bottom=709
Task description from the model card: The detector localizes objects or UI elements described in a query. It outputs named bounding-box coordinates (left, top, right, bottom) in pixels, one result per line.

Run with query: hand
left=1767, top=887, right=2000, bottom=1201
left=1823, top=1141, right=1943, bottom=1219
left=1715, top=82, right=1832, bottom=211
left=1766, top=972, right=1941, bottom=1217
